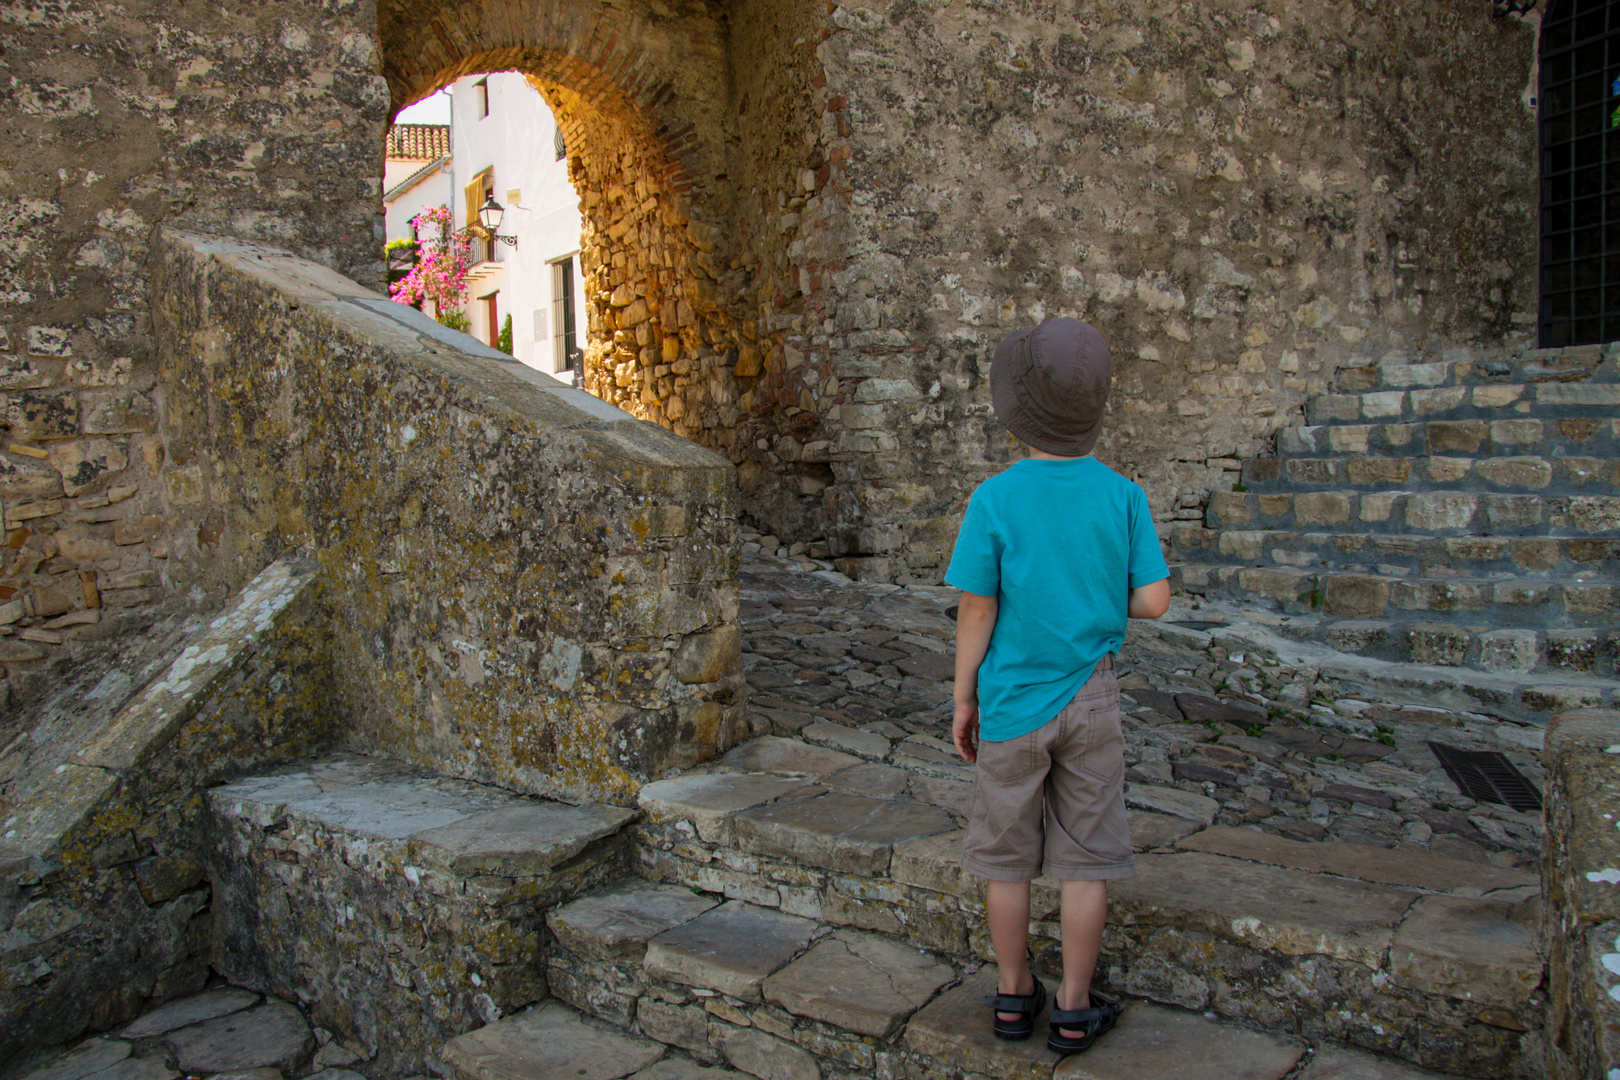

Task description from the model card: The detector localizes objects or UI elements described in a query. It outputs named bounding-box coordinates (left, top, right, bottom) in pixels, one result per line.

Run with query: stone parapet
left=150, top=231, right=742, bottom=803
left=1542, top=708, right=1620, bottom=1080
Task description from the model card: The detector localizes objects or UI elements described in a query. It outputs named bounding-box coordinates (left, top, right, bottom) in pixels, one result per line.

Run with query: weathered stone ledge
left=0, top=553, right=332, bottom=1062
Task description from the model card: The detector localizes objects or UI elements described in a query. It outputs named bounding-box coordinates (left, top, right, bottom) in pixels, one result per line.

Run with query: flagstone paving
left=735, top=555, right=1545, bottom=870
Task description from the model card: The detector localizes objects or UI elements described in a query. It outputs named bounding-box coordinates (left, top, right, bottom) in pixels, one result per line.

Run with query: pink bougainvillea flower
left=390, top=206, right=474, bottom=319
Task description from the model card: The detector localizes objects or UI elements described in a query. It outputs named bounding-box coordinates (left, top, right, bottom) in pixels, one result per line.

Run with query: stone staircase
left=176, top=731, right=1536, bottom=1080
left=16, top=561, right=1555, bottom=1080
left=1170, top=344, right=1620, bottom=686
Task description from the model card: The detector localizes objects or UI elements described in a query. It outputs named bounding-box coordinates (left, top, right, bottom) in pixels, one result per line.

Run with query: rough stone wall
left=0, top=556, right=333, bottom=1067
left=799, top=0, right=1540, bottom=581
left=0, top=0, right=388, bottom=696
left=1542, top=707, right=1620, bottom=1080
left=151, top=232, right=742, bottom=805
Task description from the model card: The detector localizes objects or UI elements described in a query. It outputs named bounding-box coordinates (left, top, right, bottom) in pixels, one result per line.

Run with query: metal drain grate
left=1428, top=742, right=1544, bottom=813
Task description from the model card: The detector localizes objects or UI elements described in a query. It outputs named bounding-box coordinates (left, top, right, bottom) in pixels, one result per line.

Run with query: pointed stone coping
left=719, top=735, right=861, bottom=776
left=167, top=1001, right=313, bottom=1074
left=904, top=966, right=1060, bottom=1079
left=122, top=987, right=259, bottom=1038
left=549, top=881, right=721, bottom=963
left=1388, top=895, right=1542, bottom=1009
left=1051, top=1002, right=1304, bottom=1080
left=642, top=900, right=817, bottom=1003
left=1110, top=853, right=1419, bottom=965
left=733, top=790, right=956, bottom=875
left=762, top=929, right=956, bottom=1037
left=212, top=757, right=632, bottom=873
left=638, top=772, right=808, bottom=843
left=1296, top=1046, right=1463, bottom=1079
left=441, top=1003, right=664, bottom=1080
left=1177, top=826, right=1538, bottom=896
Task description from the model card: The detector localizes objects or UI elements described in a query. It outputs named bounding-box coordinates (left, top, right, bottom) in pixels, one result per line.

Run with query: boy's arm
left=1128, top=578, right=1171, bottom=620
left=952, top=591, right=999, bottom=764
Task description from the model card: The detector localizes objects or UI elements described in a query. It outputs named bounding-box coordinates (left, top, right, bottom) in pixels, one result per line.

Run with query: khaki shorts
left=961, top=657, right=1137, bottom=882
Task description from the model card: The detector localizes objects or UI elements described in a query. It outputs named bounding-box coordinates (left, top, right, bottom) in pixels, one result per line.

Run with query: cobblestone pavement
left=738, top=556, right=1543, bottom=872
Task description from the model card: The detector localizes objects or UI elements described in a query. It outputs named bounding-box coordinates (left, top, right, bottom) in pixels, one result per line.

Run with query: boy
left=946, top=316, right=1170, bottom=1057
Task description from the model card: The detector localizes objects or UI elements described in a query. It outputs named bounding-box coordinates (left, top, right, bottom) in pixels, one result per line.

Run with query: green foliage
left=437, top=308, right=470, bottom=332
left=1374, top=724, right=1396, bottom=747
left=498, top=314, right=514, bottom=356
left=1231, top=481, right=1248, bottom=493
left=1245, top=722, right=1266, bottom=738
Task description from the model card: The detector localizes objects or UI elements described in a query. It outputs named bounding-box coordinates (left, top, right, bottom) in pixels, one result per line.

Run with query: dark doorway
left=1538, top=0, right=1620, bottom=346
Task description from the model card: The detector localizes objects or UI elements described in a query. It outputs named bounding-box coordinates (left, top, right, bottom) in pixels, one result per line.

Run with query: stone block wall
left=150, top=231, right=743, bottom=805
left=0, top=555, right=334, bottom=1066
left=1542, top=707, right=1620, bottom=1080
left=790, top=0, right=1542, bottom=580
left=0, top=0, right=388, bottom=700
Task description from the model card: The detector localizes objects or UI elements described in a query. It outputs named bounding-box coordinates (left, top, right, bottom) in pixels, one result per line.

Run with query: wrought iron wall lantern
left=477, top=196, right=517, bottom=247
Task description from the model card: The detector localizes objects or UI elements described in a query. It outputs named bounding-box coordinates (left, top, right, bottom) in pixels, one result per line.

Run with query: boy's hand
left=953, top=699, right=980, bottom=764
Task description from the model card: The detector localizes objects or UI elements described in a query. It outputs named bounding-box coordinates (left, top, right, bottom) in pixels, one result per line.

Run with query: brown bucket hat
left=989, top=317, right=1113, bottom=457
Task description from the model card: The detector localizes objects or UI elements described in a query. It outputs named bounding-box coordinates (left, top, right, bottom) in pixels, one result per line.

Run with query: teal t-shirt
left=945, top=457, right=1169, bottom=742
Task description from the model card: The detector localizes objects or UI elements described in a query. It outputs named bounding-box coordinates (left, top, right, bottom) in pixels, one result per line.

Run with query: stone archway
left=378, top=0, right=845, bottom=543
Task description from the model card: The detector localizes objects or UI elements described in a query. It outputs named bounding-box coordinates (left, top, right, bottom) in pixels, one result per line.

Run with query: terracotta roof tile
left=386, top=124, right=451, bottom=161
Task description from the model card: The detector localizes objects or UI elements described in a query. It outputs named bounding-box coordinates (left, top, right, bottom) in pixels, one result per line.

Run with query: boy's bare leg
left=1056, top=879, right=1108, bottom=1034
left=987, top=879, right=1035, bottom=1021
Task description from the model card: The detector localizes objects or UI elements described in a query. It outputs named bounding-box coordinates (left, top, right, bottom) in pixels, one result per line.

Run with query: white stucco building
left=382, top=125, right=453, bottom=250
left=448, top=73, right=588, bottom=382
left=384, top=76, right=588, bottom=384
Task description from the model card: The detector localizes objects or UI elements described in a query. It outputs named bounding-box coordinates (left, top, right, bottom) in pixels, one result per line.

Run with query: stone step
left=1170, top=562, right=1617, bottom=631
left=1307, top=379, right=1620, bottom=426
left=207, top=754, right=638, bottom=1076
left=1205, top=489, right=1620, bottom=538
left=1332, top=346, right=1618, bottom=393
left=440, top=1002, right=685, bottom=1080
left=624, top=744, right=1543, bottom=1078
left=1315, top=616, right=1615, bottom=678
left=908, top=970, right=1306, bottom=1080
left=1170, top=527, right=1620, bottom=580
left=1240, top=454, right=1617, bottom=495
left=541, top=874, right=1471, bottom=1080
left=1140, top=599, right=1620, bottom=720
left=1277, top=416, right=1617, bottom=461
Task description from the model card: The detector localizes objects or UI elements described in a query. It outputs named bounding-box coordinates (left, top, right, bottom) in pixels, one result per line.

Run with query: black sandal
left=983, top=976, right=1048, bottom=1041
left=1047, top=990, right=1121, bottom=1056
